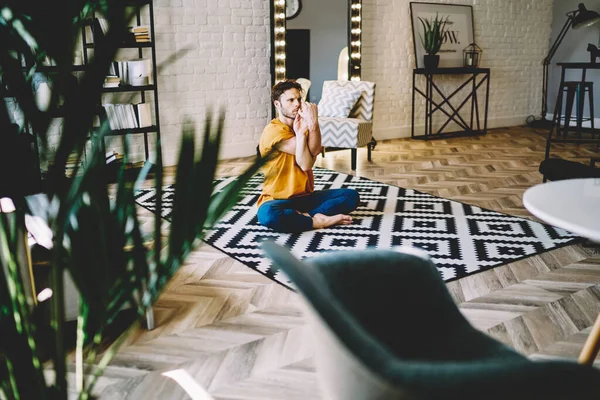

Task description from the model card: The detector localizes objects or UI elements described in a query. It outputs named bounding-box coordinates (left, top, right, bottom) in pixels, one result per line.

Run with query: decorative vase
left=32, top=73, right=52, bottom=111
left=423, top=54, right=440, bottom=70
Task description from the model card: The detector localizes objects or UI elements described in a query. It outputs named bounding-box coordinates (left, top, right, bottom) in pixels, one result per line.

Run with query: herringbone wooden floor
left=87, top=126, right=600, bottom=399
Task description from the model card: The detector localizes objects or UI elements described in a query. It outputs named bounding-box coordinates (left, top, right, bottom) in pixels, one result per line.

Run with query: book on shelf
left=48, top=152, right=83, bottom=178
left=123, top=34, right=151, bottom=44
left=126, top=161, right=146, bottom=170
left=106, top=151, right=117, bottom=164
left=102, top=102, right=152, bottom=130
left=103, top=75, right=120, bottom=88
left=134, top=103, right=152, bottom=128
left=106, top=151, right=124, bottom=165
left=128, top=25, right=149, bottom=33
left=106, top=159, right=149, bottom=175
left=110, top=61, right=129, bottom=85
left=79, top=16, right=110, bottom=61
left=124, top=26, right=151, bottom=44
left=102, top=104, right=116, bottom=129
left=85, top=17, right=110, bottom=44
left=97, top=17, right=110, bottom=35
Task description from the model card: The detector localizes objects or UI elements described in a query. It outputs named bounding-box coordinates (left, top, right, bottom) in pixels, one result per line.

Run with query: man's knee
left=344, top=188, right=360, bottom=211
left=257, top=203, right=282, bottom=230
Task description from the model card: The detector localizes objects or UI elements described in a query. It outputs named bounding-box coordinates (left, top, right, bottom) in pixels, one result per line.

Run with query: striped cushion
left=319, top=117, right=373, bottom=148
left=322, top=81, right=376, bottom=121
left=318, top=85, right=363, bottom=118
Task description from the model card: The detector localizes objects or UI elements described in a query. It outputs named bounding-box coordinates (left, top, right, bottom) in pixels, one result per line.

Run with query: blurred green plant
left=0, top=1, right=265, bottom=399
left=418, top=13, right=450, bottom=55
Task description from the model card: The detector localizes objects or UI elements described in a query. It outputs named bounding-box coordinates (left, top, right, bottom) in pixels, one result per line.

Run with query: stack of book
left=106, top=151, right=124, bottom=166
left=103, top=75, right=120, bottom=88
left=51, top=152, right=83, bottom=178
left=105, top=152, right=147, bottom=177
left=128, top=26, right=150, bottom=43
left=126, top=161, right=146, bottom=170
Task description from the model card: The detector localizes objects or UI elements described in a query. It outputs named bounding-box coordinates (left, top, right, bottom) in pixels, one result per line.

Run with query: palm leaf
left=168, top=123, right=196, bottom=263
left=205, top=150, right=271, bottom=228
left=0, top=209, right=47, bottom=400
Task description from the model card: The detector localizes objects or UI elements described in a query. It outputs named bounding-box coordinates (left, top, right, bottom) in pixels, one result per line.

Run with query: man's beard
left=279, top=108, right=297, bottom=120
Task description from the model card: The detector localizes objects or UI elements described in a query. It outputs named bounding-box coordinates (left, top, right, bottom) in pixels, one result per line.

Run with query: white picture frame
left=410, top=2, right=475, bottom=69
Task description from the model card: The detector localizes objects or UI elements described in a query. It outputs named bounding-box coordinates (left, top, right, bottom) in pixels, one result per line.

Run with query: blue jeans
left=257, top=189, right=360, bottom=233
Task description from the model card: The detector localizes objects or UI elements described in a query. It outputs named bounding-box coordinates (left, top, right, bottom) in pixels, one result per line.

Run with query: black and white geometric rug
left=134, top=168, right=581, bottom=289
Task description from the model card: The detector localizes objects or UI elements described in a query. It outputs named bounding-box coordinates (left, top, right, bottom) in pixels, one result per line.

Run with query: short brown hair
left=272, top=79, right=303, bottom=102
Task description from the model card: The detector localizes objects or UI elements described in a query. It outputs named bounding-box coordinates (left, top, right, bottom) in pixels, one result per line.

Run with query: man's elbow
left=311, top=145, right=322, bottom=156
left=299, top=159, right=315, bottom=171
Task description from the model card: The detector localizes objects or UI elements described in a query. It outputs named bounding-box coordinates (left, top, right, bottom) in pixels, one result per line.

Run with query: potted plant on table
left=418, top=13, right=450, bottom=70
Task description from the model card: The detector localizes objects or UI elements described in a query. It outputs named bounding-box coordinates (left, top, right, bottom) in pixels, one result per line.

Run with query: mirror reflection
left=285, top=0, right=348, bottom=103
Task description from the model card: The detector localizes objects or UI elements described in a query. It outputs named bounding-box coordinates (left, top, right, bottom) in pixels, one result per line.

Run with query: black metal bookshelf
left=2, top=0, right=161, bottom=188
left=82, top=0, right=162, bottom=181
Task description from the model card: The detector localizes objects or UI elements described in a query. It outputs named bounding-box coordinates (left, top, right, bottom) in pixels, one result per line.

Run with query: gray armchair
left=261, top=242, right=600, bottom=400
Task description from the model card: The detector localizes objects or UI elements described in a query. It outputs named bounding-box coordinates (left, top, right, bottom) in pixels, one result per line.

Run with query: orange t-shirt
left=257, top=119, right=314, bottom=207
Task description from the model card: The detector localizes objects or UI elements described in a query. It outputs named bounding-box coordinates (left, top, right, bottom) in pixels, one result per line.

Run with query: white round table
left=523, top=178, right=600, bottom=243
left=524, top=178, right=600, bottom=366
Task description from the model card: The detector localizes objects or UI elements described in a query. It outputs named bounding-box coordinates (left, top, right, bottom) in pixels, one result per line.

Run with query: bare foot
left=312, top=213, right=353, bottom=229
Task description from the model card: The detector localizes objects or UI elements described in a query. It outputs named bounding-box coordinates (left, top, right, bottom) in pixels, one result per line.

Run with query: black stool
left=556, top=81, right=594, bottom=137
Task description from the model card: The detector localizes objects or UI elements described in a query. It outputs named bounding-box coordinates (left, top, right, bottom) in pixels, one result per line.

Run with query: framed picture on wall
left=409, top=2, right=474, bottom=68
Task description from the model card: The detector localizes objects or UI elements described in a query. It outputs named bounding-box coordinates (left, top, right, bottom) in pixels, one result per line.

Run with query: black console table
left=411, top=67, right=490, bottom=140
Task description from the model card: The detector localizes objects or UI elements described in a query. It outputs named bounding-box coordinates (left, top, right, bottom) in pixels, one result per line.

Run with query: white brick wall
left=154, top=0, right=271, bottom=165
left=151, top=0, right=551, bottom=163
left=37, top=0, right=553, bottom=165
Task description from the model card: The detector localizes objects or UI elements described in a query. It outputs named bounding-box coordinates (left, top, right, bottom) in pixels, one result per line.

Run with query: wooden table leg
left=578, top=312, right=600, bottom=365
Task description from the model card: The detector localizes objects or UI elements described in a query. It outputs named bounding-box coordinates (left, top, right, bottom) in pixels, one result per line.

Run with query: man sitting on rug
left=257, top=79, right=360, bottom=233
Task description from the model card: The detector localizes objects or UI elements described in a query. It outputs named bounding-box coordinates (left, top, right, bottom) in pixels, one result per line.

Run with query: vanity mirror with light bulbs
left=269, top=0, right=363, bottom=108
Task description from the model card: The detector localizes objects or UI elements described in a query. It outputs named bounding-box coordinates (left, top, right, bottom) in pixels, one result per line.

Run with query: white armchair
left=318, top=80, right=376, bottom=170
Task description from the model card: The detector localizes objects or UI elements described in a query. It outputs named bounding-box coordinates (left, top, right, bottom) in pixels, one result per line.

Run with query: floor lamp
left=529, top=3, right=600, bottom=129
